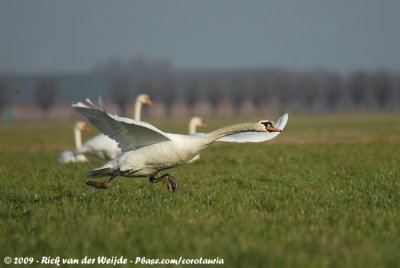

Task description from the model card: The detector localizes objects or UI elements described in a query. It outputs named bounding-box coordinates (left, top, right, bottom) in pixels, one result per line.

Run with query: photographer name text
left=4, top=256, right=224, bottom=266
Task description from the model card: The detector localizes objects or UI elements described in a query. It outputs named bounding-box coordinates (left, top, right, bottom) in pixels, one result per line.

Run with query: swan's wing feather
left=73, top=99, right=170, bottom=152
left=217, top=113, right=288, bottom=143
left=191, top=132, right=207, bottom=137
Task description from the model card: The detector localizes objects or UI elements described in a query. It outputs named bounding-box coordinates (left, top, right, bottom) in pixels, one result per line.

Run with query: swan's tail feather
left=87, top=167, right=115, bottom=178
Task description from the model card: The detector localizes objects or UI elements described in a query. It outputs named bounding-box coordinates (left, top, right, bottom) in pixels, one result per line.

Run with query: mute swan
left=188, top=116, right=206, bottom=162
left=76, top=94, right=153, bottom=160
left=58, top=121, right=91, bottom=163
left=134, top=93, right=153, bottom=121
left=73, top=98, right=288, bottom=192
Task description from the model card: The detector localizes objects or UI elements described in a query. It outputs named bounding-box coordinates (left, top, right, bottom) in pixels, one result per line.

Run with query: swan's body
left=77, top=134, right=121, bottom=159
left=58, top=150, right=88, bottom=163
left=73, top=99, right=288, bottom=191
left=100, top=135, right=204, bottom=177
left=75, top=94, right=153, bottom=160
left=58, top=121, right=90, bottom=163
left=188, top=117, right=206, bottom=162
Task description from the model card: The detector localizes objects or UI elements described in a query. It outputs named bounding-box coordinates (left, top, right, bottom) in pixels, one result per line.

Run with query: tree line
left=0, top=69, right=399, bottom=119
left=111, top=69, right=400, bottom=115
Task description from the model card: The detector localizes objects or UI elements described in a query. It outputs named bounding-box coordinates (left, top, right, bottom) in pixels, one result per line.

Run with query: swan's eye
left=261, top=122, right=272, bottom=127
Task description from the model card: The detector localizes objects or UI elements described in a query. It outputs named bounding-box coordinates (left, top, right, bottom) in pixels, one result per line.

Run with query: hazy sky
left=1, top=0, right=400, bottom=74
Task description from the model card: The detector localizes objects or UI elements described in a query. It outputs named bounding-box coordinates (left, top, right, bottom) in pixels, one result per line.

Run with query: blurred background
left=0, top=0, right=400, bottom=122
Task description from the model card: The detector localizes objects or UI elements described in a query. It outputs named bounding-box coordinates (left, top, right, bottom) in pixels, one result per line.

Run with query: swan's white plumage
left=217, top=113, right=288, bottom=143
left=70, top=94, right=153, bottom=160
left=73, top=98, right=288, bottom=181
left=58, top=150, right=88, bottom=163
left=188, top=116, right=206, bottom=163
left=73, top=100, right=171, bottom=152
left=78, top=134, right=120, bottom=159
left=58, top=121, right=90, bottom=164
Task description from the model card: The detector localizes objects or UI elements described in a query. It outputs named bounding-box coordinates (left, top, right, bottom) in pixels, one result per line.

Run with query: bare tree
left=0, top=81, right=9, bottom=115
left=185, top=79, right=200, bottom=114
left=397, top=73, right=400, bottom=109
left=139, top=79, right=155, bottom=97
left=230, top=76, right=246, bottom=114
left=347, top=71, right=369, bottom=108
left=324, top=72, right=343, bottom=111
left=298, top=72, right=319, bottom=112
left=111, top=79, right=131, bottom=115
left=274, top=71, right=292, bottom=112
left=251, top=75, right=270, bottom=107
left=34, top=77, right=58, bottom=118
left=206, top=79, right=223, bottom=112
left=159, top=77, right=176, bottom=116
left=371, top=70, right=392, bottom=109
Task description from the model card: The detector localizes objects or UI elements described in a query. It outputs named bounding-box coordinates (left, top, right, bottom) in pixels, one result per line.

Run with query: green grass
left=0, top=114, right=400, bottom=267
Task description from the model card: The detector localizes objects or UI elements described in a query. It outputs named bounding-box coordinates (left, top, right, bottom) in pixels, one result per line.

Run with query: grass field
left=0, top=114, right=399, bottom=267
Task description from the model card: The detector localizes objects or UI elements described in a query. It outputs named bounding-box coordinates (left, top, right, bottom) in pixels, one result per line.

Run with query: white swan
left=76, top=94, right=153, bottom=160
left=134, top=93, right=153, bottom=121
left=188, top=116, right=206, bottom=162
left=73, top=98, right=288, bottom=192
left=58, top=121, right=91, bottom=163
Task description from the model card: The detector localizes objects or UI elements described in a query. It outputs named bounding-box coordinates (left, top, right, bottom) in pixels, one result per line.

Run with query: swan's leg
left=149, top=175, right=164, bottom=184
left=149, top=174, right=178, bottom=192
left=86, top=172, right=118, bottom=189
left=164, top=174, right=178, bottom=193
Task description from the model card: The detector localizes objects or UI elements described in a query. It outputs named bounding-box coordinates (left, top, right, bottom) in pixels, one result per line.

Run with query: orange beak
left=266, top=124, right=281, bottom=132
left=146, top=99, right=153, bottom=106
left=200, top=121, right=207, bottom=128
left=83, top=124, right=92, bottom=132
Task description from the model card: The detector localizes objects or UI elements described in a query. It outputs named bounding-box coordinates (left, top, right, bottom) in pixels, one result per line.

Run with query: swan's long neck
left=204, top=123, right=254, bottom=144
left=74, top=127, right=82, bottom=149
left=189, top=120, right=198, bottom=134
left=134, top=99, right=143, bottom=121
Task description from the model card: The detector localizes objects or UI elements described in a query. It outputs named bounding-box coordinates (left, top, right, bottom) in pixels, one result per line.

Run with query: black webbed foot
left=86, top=180, right=111, bottom=189
left=149, top=174, right=178, bottom=193
left=86, top=172, right=118, bottom=189
left=163, top=175, right=178, bottom=193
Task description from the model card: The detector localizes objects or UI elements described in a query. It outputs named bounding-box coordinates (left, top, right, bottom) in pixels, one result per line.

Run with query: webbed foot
left=149, top=174, right=178, bottom=193
left=86, top=179, right=110, bottom=189
left=86, top=173, right=118, bottom=189
left=163, top=175, right=178, bottom=193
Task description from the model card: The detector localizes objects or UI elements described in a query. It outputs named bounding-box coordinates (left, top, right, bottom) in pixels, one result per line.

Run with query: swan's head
left=137, top=94, right=153, bottom=106
left=255, top=120, right=281, bottom=132
left=190, top=116, right=207, bottom=128
left=74, top=121, right=91, bottom=132
left=189, top=116, right=206, bottom=134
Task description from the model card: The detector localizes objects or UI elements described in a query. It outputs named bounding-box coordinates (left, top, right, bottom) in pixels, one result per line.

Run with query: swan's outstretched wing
left=217, top=113, right=288, bottom=143
left=73, top=98, right=170, bottom=152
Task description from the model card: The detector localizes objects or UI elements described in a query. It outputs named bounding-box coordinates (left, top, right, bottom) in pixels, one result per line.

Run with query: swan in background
left=58, top=121, right=91, bottom=163
left=134, top=93, right=153, bottom=121
left=73, top=98, right=288, bottom=192
left=75, top=93, right=153, bottom=160
left=58, top=94, right=153, bottom=162
left=188, top=116, right=206, bottom=162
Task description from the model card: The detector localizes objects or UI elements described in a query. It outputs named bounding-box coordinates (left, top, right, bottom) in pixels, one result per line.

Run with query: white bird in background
left=188, top=116, right=207, bottom=162
left=58, top=121, right=91, bottom=163
left=73, top=98, right=288, bottom=192
left=133, top=93, right=153, bottom=121
left=76, top=93, right=153, bottom=159
left=59, top=93, right=153, bottom=163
